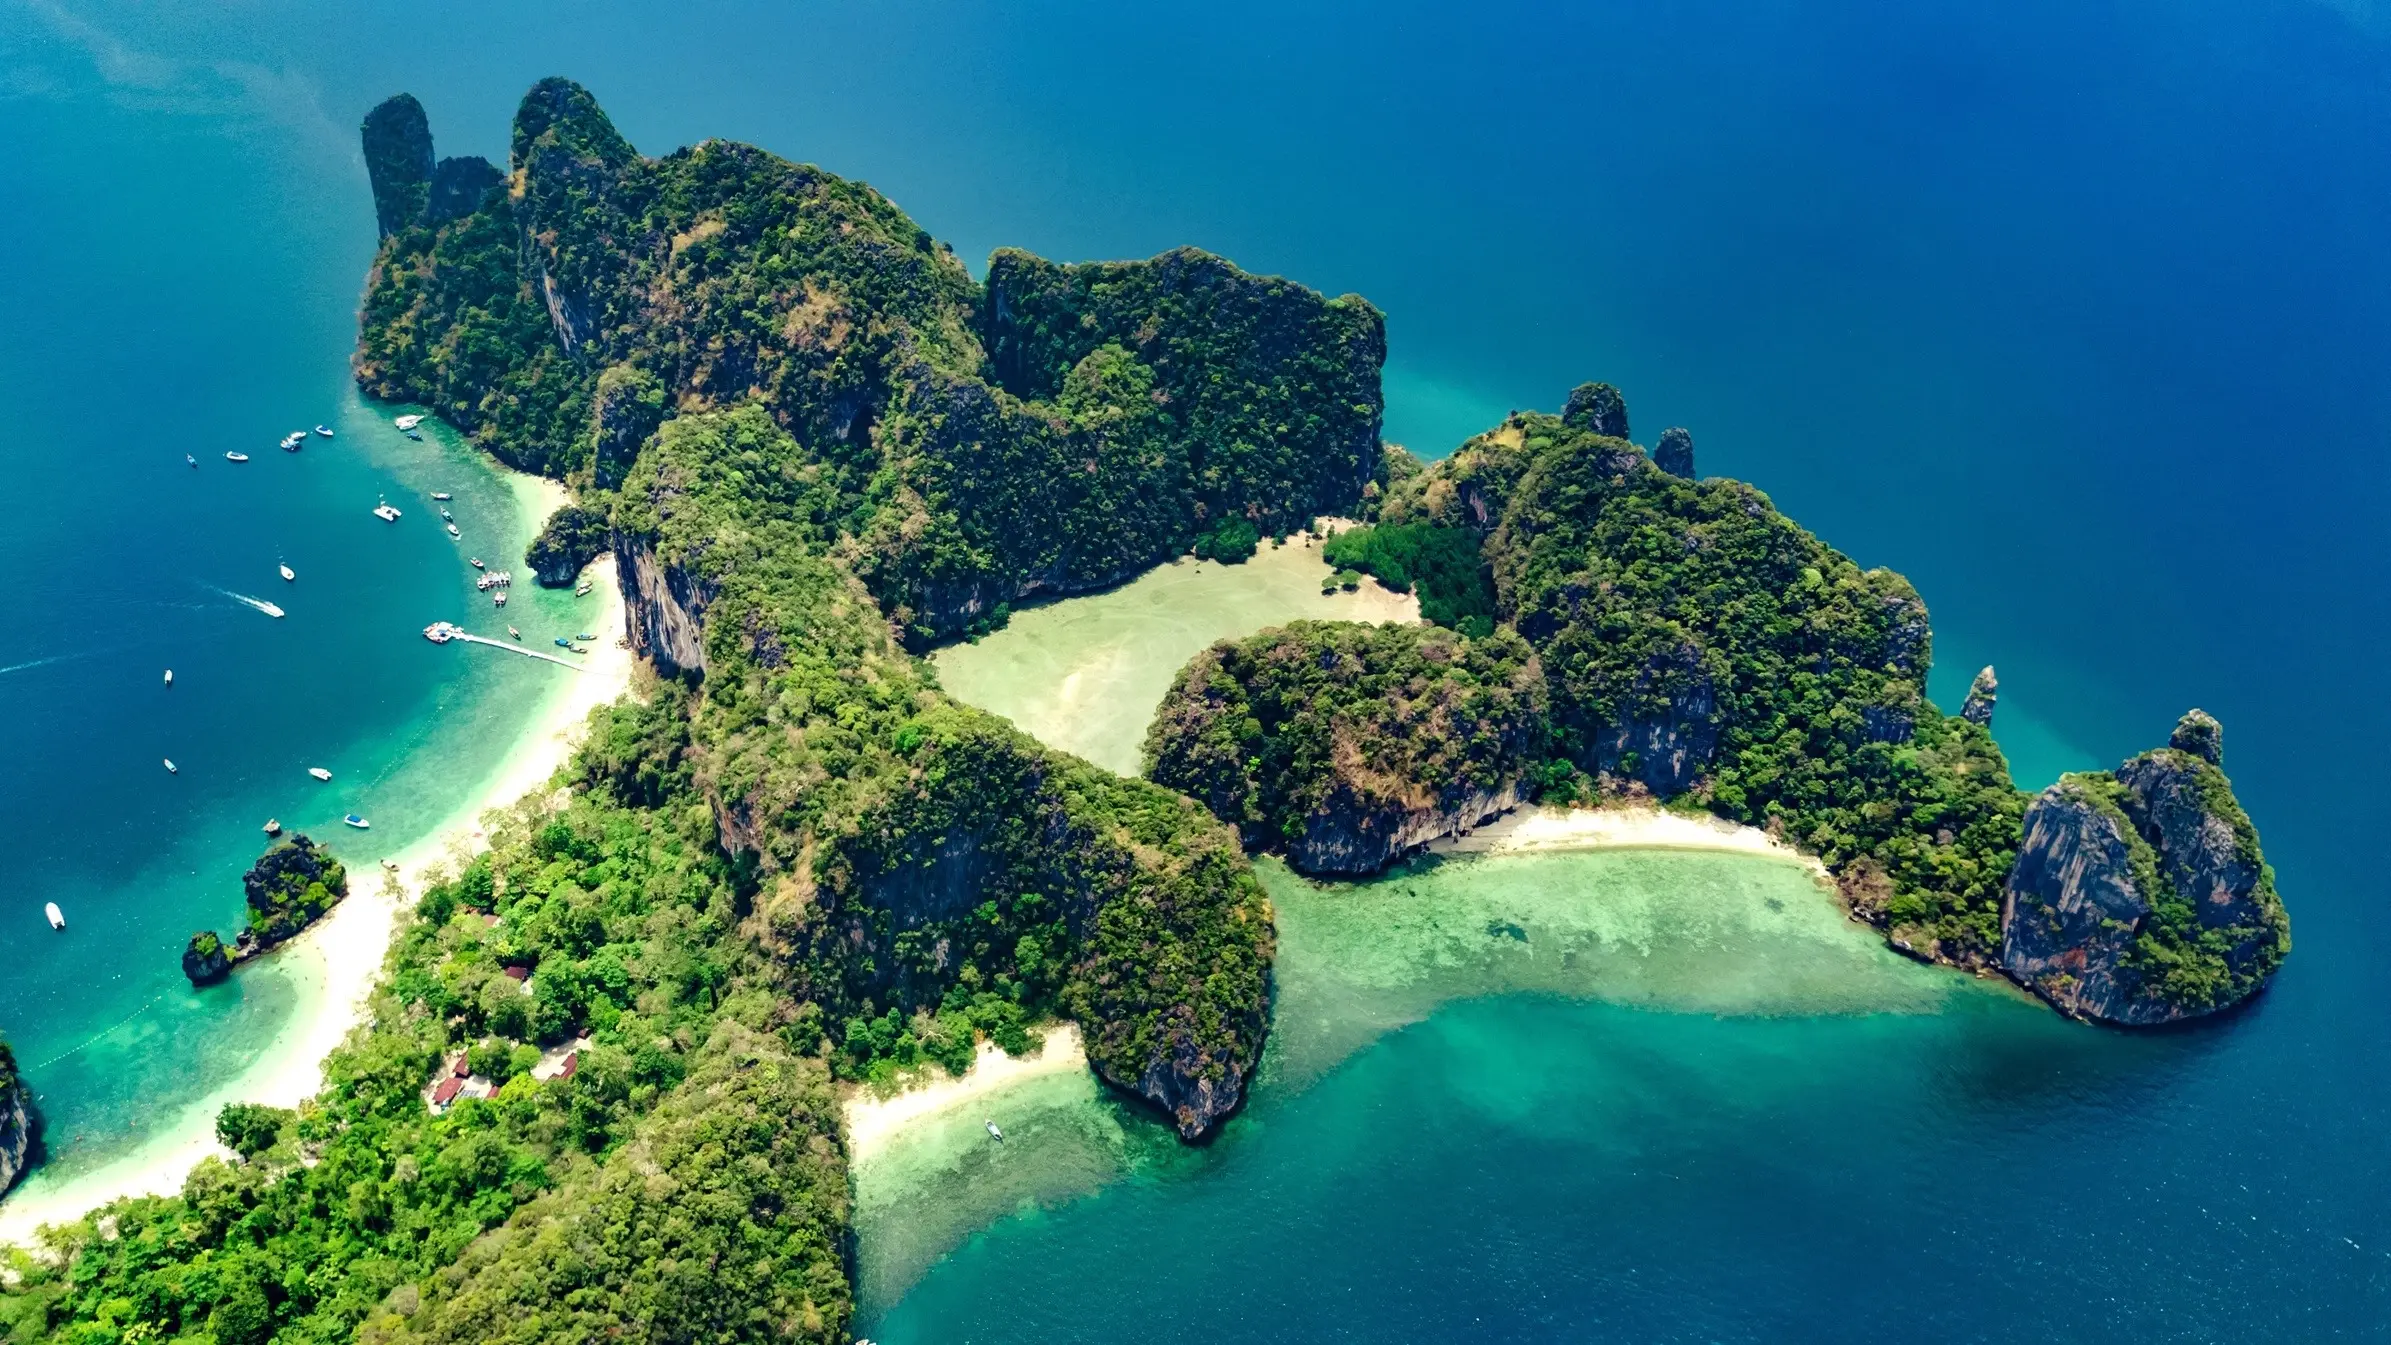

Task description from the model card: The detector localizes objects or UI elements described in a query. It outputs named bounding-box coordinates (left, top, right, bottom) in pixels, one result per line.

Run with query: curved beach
left=0, top=548, right=632, bottom=1246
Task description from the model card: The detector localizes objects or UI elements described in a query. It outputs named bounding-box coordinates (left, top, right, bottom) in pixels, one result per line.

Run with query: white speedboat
left=985, top=1119, right=1003, bottom=1142
left=394, top=414, right=425, bottom=430
left=314, top=425, right=334, bottom=437
left=280, top=564, right=295, bottom=582
left=163, top=668, right=173, bottom=687
left=343, top=814, right=371, bottom=830
left=258, top=601, right=285, bottom=618
left=46, top=902, right=64, bottom=930
left=446, top=523, right=460, bottom=539
left=186, top=454, right=198, bottom=468
left=507, top=625, right=520, bottom=640
left=226, top=451, right=250, bottom=463
left=279, top=432, right=306, bottom=451
left=431, top=492, right=452, bottom=501
left=164, top=758, right=178, bottom=774
left=308, top=766, right=332, bottom=781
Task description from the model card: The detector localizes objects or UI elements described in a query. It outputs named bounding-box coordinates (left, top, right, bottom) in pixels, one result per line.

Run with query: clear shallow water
left=6, top=0, right=2388, bottom=1334
left=932, top=542, right=1413, bottom=775
left=0, top=81, right=600, bottom=1186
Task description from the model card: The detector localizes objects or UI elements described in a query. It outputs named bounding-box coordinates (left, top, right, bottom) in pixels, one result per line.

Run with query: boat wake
left=211, top=587, right=287, bottom=619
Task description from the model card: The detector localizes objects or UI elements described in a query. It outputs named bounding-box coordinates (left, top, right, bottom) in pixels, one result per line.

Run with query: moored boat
left=314, top=424, right=333, bottom=437
left=279, top=432, right=306, bottom=451
left=507, top=625, right=520, bottom=640
left=262, top=818, right=281, bottom=836
left=493, top=590, right=507, bottom=607
left=431, top=492, right=451, bottom=501
left=163, top=668, right=173, bottom=687
left=470, top=557, right=485, bottom=569
left=445, top=522, right=460, bottom=538
left=280, top=564, right=295, bottom=581
left=163, top=758, right=178, bottom=774
left=394, top=414, right=424, bottom=430
left=186, top=454, right=198, bottom=468
left=226, top=451, right=250, bottom=463
left=46, top=902, right=64, bottom=930
left=343, top=814, right=371, bottom=829
left=308, top=766, right=332, bottom=781
left=373, top=497, right=402, bottom=522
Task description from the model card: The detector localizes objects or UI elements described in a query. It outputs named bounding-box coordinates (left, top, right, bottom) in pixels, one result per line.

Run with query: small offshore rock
left=1961, top=666, right=1999, bottom=728
left=1654, top=426, right=1695, bottom=478
left=182, top=930, right=232, bottom=986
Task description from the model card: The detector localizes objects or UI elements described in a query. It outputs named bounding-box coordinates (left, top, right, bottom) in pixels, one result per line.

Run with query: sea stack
left=1654, top=426, right=1695, bottom=478
left=1961, top=666, right=1998, bottom=728
left=183, top=930, right=232, bottom=986
left=1998, top=710, right=2289, bottom=1025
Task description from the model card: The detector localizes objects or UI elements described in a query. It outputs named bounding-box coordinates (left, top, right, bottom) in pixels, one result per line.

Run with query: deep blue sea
left=3, top=0, right=2387, bottom=1336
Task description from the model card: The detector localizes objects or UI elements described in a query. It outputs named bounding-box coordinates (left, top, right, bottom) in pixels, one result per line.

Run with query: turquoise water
left=7, top=0, right=2389, bottom=1334
left=0, top=69, right=599, bottom=1185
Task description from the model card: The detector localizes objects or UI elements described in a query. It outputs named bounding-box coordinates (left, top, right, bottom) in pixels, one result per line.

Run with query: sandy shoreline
left=0, top=515, right=631, bottom=1246
left=843, top=1024, right=1088, bottom=1165
left=1468, top=803, right=1830, bottom=877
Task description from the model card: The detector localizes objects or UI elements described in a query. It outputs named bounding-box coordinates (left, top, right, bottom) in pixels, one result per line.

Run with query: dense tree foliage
left=1355, top=405, right=2027, bottom=962
left=1146, top=622, right=1546, bottom=871
left=357, top=80, right=1385, bottom=646
left=1320, top=522, right=1497, bottom=634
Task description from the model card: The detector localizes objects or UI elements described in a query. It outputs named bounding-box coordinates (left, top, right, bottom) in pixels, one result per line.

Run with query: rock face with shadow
left=2000, top=710, right=2289, bottom=1024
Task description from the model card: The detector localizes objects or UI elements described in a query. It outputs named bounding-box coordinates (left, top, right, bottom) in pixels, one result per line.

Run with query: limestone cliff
left=361, top=94, right=433, bottom=238
left=0, top=1040, right=31, bottom=1198
left=1999, top=712, right=2289, bottom=1024
left=1654, top=426, right=1695, bottom=478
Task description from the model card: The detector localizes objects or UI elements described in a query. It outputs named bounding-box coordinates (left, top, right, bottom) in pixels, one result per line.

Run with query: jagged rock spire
left=1961, top=666, right=1998, bottom=727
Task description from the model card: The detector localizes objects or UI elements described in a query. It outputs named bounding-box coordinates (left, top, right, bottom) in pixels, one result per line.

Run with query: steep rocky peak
left=360, top=93, right=433, bottom=238
left=511, top=76, right=637, bottom=172
left=1561, top=381, right=1630, bottom=438
left=2170, top=708, right=2224, bottom=767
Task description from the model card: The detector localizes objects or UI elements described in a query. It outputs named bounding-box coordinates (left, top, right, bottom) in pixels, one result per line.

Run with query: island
left=180, top=835, right=349, bottom=985
left=0, top=78, right=2289, bottom=1345
left=1149, top=390, right=2289, bottom=1027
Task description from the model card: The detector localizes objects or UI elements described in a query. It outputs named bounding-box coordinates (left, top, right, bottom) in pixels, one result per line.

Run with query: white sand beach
left=843, top=1024, right=1089, bottom=1165
left=1475, top=803, right=1829, bottom=877
left=0, top=545, right=632, bottom=1246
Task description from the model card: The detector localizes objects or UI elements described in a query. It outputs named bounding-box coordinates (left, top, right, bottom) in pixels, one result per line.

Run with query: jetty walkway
left=424, top=622, right=585, bottom=671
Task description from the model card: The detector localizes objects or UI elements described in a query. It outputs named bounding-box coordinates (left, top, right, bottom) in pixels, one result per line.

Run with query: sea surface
left=4, top=0, right=2388, bottom=1337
